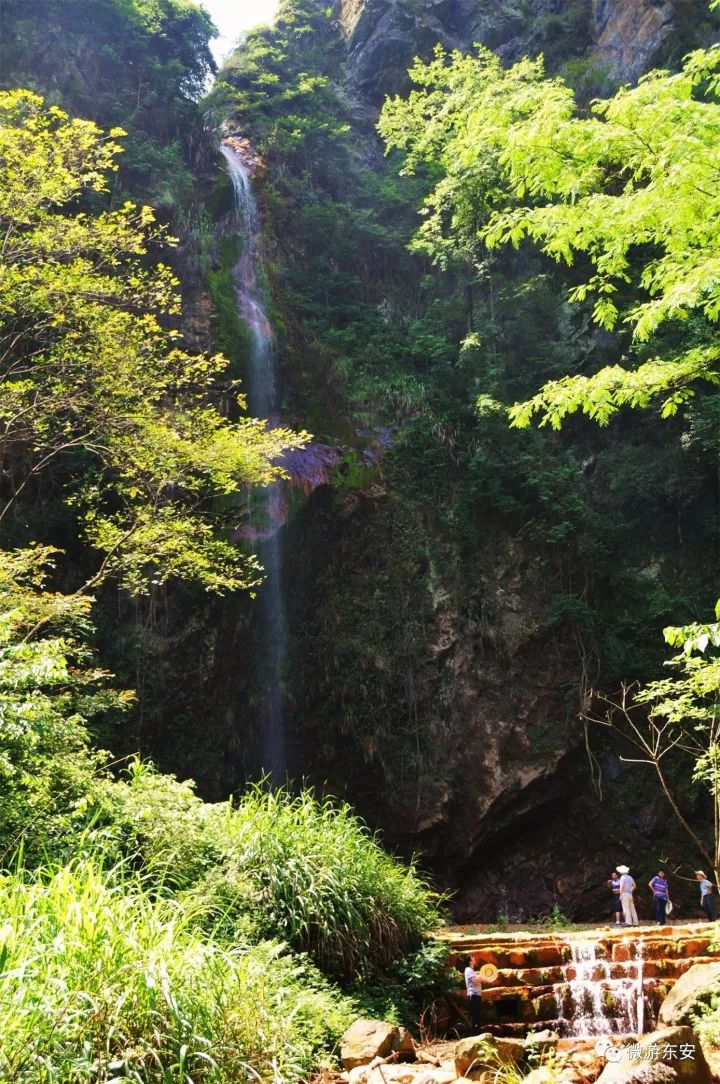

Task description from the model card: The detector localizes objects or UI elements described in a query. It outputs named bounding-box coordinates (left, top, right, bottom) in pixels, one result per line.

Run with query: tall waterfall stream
left=220, top=142, right=288, bottom=783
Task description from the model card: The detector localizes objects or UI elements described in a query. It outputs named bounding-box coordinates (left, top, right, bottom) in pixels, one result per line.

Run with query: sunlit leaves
left=508, top=348, right=720, bottom=428
left=664, top=608, right=720, bottom=656
left=380, top=43, right=720, bottom=428
left=0, top=91, right=307, bottom=596
left=0, top=546, right=126, bottom=860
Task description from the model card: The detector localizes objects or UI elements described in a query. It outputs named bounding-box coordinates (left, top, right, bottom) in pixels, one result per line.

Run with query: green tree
left=0, top=546, right=126, bottom=862
left=379, top=38, right=720, bottom=426
left=0, top=90, right=305, bottom=597
left=0, top=0, right=217, bottom=207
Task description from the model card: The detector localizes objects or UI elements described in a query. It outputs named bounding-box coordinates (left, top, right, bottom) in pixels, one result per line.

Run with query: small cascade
left=556, top=939, right=651, bottom=1037
left=441, top=924, right=716, bottom=1039
left=636, top=941, right=645, bottom=1035
left=220, top=141, right=288, bottom=783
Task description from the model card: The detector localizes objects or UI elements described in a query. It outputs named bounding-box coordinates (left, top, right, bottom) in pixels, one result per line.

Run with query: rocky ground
left=328, top=948, right=720, bottom=1084
left=333, top=1018, right=717, bottom=1084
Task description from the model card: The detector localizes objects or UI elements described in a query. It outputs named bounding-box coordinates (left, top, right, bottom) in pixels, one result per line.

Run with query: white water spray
left=555, top=939, right=650, bottom=1037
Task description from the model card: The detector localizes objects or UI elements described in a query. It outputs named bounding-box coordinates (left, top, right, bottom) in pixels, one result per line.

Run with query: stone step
left=483, top=954, right=715, bottom=988
left=449, top=938, right=716, bottom=970
left=443, top=923, right=714, bottom=951
left=442, top=924, right=720, bottom=1036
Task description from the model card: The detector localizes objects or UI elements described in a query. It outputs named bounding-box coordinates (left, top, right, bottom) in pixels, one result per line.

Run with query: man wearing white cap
left=696, top=871, right=715, bottom=921
left=617, top=865, right=638, bottom=926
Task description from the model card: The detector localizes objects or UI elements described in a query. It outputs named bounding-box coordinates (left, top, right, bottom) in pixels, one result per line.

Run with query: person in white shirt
left=458, top=953, right=484, bottom=1033
left=696, top=871, right=716, bottom=921
left=617, top=864, right=638, bottom=926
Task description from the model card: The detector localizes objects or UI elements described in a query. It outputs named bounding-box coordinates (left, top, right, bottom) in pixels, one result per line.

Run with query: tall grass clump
left=207, top=786, right=443, bottom=981
left=0, top=858, right=354, bottom=1083
left=98, top=767, right=444, bottom=985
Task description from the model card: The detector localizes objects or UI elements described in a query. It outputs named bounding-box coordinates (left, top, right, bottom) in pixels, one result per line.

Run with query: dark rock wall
left=134, top=0, right=720, bottom=923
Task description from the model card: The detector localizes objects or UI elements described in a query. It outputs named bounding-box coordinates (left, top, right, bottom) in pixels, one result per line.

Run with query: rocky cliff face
left=279, top=470, right=701, bottom=922
left=592, top=0, right=675, bottom=83
left=333, top=0, right=710, bottom=94
left=334, top=0, right=590, bottom=97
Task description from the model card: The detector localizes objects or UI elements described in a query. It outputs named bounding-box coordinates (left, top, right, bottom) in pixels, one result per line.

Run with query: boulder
left=596, top=1026, right=712, bottom=1084
left=341, top=1020, right=399, bottom=1069
left=349, top=1066, right=454, bottom=1084
left=657, top=963, right=720, bottom=1027
left=454, top=1035, right=495, bottom=1078
left=415, top=1071, right=458, bottom=1084
left=455, top=1035, right=526, bottom=1078
left=559, top=1045, right=605, bottom=1084
left=497, top=1037, right=531, bottom=1064
left=394, top=1028, right=417, bottom=1061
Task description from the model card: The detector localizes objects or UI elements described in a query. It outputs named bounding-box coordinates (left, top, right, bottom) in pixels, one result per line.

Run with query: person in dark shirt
left=648, top=869, right=669, bottom=925
left=607, top=870, right=623, bottom=924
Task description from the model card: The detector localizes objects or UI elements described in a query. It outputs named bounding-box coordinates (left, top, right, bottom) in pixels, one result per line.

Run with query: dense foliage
left=101, top=766, right=443, bottom=982
left=0, top=0, right=216, bottom=207
left=0, top=859, right=354, bottom=1082
left=0, top=547, right=119, bottom=865
left=0, top=549, right=443, bottom=1074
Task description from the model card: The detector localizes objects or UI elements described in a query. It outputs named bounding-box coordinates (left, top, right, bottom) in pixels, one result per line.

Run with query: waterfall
left=635, top=941, right=645, bottom=1035
left=555, top=939, right=650, bottom=1037
left=220, top=142, right=288, bottom=783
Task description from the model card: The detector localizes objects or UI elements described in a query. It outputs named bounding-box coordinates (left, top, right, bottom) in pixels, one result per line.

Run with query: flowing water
left=220, top=142, right=287, bottom=783
left=556, top=939, right=649, bottom=1037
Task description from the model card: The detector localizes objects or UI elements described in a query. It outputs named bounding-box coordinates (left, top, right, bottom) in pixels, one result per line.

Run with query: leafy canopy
left=0, top=90, right=306, bottom=596
left=379, top=41, right=720, bottom=427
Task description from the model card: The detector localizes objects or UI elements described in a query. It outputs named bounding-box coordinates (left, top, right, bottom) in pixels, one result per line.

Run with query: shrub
left=204, top=786, right=444, bottom=981
left=0, top=546, right=125, bottom=867
left=99, top=771, right=443, bottom=984
left=99, top=759, right=224, bottom=890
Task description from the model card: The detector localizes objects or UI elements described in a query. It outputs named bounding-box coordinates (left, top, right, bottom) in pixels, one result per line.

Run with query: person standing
left=696, top=871, right=716, bottom=921
left=462, top=954, right=484, bottom=1034
left=608, top=871, right=624, bottom=924
left=617, top=865, right=638, bottom=926
left=648, top=869, right=669, bottom=925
